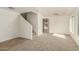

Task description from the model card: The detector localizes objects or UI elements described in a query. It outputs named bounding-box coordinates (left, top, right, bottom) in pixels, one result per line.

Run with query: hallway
left=0, top=34, right=79, bottom=51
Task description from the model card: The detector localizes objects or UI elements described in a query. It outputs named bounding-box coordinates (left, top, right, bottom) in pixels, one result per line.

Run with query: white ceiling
left=10, top=7, right=77, bottom=16
left=13, top=7, right=38, bottom=13
left=38, top=7, right=76, bottom=16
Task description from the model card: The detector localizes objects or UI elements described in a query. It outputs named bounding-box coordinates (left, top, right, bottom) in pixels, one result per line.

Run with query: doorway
left=43, top=18, right=49, bottom=33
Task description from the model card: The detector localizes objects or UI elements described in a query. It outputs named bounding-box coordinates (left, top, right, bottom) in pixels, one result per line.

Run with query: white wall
left=0, top=8, right=20, bottom=42
left=37, top=14, right=43, bottom=35
left=49, top=16, right=70, bottom=34
left=0, top=8, right=32, bottom=42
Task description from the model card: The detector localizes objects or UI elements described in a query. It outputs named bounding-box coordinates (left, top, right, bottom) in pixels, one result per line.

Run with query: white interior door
left=70, top=16, right=75, bottom=33
left=70, top=16, right=78, bottom=35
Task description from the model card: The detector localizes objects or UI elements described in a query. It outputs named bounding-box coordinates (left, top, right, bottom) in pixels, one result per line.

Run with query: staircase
left=21, top=12, right=36, bottom=36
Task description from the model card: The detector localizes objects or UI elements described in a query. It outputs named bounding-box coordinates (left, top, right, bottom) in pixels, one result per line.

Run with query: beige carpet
left=0, top=34, right=79, bottom=51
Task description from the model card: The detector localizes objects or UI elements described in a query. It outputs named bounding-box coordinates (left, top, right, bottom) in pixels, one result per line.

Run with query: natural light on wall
left=52, top=33, right=66, bottom=39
